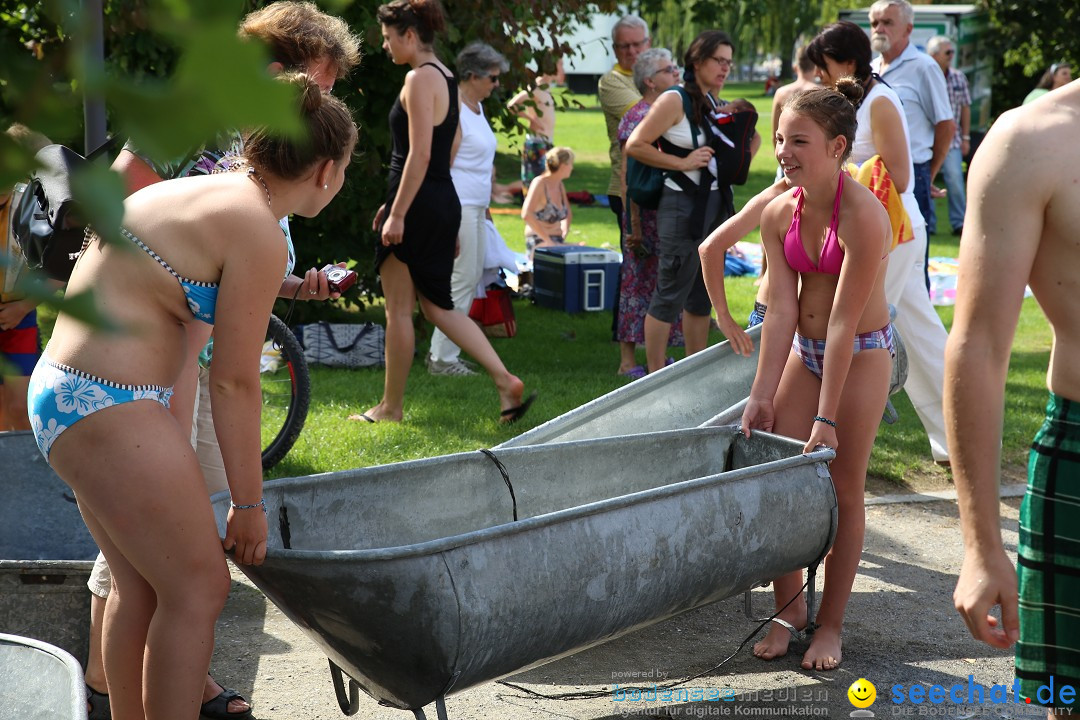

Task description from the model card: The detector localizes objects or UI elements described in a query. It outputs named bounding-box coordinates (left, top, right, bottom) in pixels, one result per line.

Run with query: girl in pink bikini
left=741, top=79, right=894, bottom=671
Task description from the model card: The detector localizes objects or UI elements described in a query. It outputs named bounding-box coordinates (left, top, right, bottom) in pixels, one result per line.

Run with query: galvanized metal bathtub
left=210, top=425, right=836, bottom=719
left=499, top=325, right=762, bottom=448
left=500, top=317, right=907, bottom=449
left=0, top=431, right=98, bottom=667
left=0, top=632, right=89, bottom=720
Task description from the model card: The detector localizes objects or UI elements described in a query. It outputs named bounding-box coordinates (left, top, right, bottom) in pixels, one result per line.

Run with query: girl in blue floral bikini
left=27, top=76, right=356, bottom=720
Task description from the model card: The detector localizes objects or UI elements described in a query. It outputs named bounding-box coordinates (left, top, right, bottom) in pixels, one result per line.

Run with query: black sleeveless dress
left=376, top=62, right=462, bottom=310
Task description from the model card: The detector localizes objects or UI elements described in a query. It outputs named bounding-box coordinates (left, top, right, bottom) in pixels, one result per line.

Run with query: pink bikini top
left=783, top=172, right=845, bottom=275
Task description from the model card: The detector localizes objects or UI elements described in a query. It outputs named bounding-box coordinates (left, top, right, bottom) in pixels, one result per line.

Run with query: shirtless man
left=507, top=74, right=557, bottom=187
left=761, top=46, right=815, bottom=281
left=947, top=80, right=1080, bottom=714
left=770, top=46, right=817, bottom=154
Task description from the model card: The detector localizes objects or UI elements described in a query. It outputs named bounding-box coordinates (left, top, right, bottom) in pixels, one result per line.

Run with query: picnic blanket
left=728, top=241, right=763, bottom=277
left=928, top=256, right=1034, bottom=306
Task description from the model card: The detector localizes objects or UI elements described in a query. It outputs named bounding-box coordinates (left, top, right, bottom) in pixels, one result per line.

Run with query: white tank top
left=853, top=82, right=924, bottom=231
left=450, top=103, right=497, bottom=207
left=660, top=87, right=718, bottom=190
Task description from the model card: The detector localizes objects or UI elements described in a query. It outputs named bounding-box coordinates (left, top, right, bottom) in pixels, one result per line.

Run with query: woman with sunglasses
left=625, top=30, right=760, bottom=374
left=614, top=47, right=685, bottom=378
left=425, top=41, right=509, bottom=377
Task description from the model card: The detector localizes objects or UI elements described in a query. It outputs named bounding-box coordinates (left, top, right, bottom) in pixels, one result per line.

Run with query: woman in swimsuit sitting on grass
left=521, top=146, right=574, bottom=261
left=742, top=78, right=893, bottom=671
left=27, top=74, right=356, bottom=719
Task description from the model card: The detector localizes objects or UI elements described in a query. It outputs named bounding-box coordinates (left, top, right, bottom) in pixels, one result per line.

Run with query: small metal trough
left=210, top=426, right=837, bottom=719
left=498, top=326, right=762, bottom=449
left=0, top=632, right=89, bottom=720
left=0, top=432, right=98, bottom=667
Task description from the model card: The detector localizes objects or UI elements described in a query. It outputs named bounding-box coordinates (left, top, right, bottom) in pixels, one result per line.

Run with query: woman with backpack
left=625, top=30, right=759, bottom=374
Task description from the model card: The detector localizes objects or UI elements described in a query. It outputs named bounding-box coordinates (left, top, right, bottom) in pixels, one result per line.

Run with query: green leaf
left=0, top=133, right=36, bottom=189
left=16, top=274, right=119, bottom=333
left=101, top=17, right=302, bottom=161
left=148, top=0, right=246, bottom=31
left=70, top=160, right=126, bottom=246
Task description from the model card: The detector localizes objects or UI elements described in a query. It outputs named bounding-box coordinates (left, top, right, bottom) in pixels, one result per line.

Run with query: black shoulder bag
left=10, top=137, right=118, bottom=282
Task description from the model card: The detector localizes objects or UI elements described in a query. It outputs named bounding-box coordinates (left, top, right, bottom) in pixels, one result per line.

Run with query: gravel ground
left=210, top=492, right=1027, bottom=720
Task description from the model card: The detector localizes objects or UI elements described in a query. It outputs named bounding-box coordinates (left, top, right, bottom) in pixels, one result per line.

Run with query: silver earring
left=323, top=184, right=328, bottom=190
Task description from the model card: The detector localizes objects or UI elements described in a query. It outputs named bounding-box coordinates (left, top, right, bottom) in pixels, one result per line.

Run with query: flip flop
left=200, top=686, right=253, bottom=720
left=499, top=391, right=537, bottom=424
left=347, top=413, right=377, bottom=423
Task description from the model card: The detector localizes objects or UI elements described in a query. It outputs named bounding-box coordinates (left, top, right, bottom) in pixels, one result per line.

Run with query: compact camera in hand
left=322, top=264, right=357, bottom=294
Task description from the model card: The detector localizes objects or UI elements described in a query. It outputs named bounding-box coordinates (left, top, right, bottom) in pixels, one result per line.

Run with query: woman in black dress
left=361, top=0, right=533, bottom=424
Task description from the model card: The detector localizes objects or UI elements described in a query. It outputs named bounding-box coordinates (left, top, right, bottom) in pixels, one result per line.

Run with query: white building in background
left=558, top=12, right=620, bottom=95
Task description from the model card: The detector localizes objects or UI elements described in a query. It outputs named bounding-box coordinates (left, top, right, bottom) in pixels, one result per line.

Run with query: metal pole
left=82, top=0, right=107, bottom=154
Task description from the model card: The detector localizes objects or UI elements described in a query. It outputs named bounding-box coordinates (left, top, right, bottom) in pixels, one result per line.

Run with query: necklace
left=247, top=166, right=272, bottom=209
left=460, top=88, right=481, bottom=113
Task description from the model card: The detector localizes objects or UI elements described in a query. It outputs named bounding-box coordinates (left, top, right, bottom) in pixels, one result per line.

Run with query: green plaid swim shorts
left=1016, top=391, right=1080, bottom=709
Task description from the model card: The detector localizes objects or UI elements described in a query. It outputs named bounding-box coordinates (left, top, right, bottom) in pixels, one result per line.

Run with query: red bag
left=468, top=286, right=516, bottom=338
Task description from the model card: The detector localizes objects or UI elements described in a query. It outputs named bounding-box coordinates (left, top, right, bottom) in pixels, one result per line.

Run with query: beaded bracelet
left=813, top=415, right=837, bottom=428
left=231, top=499, right=266, bottom=512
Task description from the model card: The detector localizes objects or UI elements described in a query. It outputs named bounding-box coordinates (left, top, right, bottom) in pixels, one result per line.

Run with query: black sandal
left=85, top=679, right=252, bottom=719
left=200, top=686, right=253, bottom=720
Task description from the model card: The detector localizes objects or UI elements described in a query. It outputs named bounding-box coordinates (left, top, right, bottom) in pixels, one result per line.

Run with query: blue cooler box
left=533, top=245, right=621, bottom=313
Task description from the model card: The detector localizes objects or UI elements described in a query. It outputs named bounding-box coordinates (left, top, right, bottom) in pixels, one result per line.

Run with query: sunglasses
left=944, top=49, right=955, bottom=57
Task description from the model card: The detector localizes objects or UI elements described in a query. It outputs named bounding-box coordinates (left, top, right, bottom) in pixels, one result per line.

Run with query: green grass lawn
left=34, top=83, right=1052, bottom=487
left=270, top=81, right=1050, bottom=486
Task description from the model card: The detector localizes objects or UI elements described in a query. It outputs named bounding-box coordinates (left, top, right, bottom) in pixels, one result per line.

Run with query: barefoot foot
left=800, top=626, right=842, bottom=671
left=753, top=610, right=807, bottom=661
left=350, top=403, right=402, bottom=423
left=495, top=374, right=526, bottom=419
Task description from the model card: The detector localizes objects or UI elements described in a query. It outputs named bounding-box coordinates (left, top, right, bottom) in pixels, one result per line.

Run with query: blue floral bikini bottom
left=27, top=356, right=173, bottom=461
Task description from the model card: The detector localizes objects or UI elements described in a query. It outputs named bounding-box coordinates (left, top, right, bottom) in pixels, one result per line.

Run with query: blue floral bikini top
left=121, top=227, right=219, bottom=324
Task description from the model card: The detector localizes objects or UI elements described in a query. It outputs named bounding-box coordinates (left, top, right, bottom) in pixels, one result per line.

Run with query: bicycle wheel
left=261, top=314, right=311, bottom=470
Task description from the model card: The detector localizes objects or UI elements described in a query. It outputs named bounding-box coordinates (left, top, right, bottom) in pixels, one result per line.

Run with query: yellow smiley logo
left=848, top=678, right=876, bottom=708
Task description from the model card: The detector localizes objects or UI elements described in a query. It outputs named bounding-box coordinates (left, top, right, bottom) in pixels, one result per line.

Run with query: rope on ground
left=494, top=580, right=811, bottom=702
